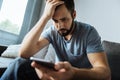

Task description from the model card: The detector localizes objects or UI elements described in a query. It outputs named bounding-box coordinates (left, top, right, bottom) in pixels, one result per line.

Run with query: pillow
left=102, top=40, right=120, bottom=79
left=1, top=44, right=49, bottom=59
left=1, top=44, right=21, bottom=58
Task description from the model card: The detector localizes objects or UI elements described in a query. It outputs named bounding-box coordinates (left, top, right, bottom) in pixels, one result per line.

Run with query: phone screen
left=30, top=57, right=55, bottom=70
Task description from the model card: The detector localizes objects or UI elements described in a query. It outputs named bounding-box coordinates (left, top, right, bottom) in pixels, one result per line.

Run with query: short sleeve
left=41, top=27, right=52, bottom=43
left=86, top=27, right=104, bottom=53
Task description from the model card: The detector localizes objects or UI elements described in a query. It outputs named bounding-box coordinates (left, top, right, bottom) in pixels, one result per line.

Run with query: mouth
left=58, top=28, right=67, bottom=32
left=58, top=28, right=68, bottom=36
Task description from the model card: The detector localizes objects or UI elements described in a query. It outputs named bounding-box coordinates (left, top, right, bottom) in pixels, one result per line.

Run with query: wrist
left=71, top=67, right=79, bottom=80
left=71, top=67, right=77, bottom=80
left=38, top=15, right=50, bottom=25
left=41, top=14, right=51, bottom=20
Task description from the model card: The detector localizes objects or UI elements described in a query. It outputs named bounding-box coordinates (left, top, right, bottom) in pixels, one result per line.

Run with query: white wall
left=75, top=0, right=120, bottom=42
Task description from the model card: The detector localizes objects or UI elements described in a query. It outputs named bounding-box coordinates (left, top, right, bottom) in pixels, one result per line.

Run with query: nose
left=58, top=21, right=64, bottom=28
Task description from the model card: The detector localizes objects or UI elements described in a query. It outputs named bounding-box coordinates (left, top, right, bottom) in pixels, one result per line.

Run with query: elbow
left=105, top=73, right=111, bottom=80
left=95, top=67, right=111, bottom=80
left=104, top=67, right=111, bottom=80
left=106, top=69, right=111, bottom=80
left=18, top=45, right=38, bottom=59
left=18, top=49, right=31, bottom=59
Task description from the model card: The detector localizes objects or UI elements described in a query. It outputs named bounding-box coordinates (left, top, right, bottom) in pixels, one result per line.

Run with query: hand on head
left=43, top=0, right=64, bottom=20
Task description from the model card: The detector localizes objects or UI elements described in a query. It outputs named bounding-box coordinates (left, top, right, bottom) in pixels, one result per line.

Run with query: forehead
left=46, top=0, right=61, bottom=1
left=53, top=5, right=71, bottom=19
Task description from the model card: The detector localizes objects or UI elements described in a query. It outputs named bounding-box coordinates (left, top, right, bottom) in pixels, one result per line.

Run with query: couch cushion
left=0, top=57, right=15, bottom=68
left=0, top=45, right=7, bottom=55
left=1, top=44, right=21, bottom=58
left=1, top=44, right=48, bottom=59
left=102, top=40, right=120, bottom=80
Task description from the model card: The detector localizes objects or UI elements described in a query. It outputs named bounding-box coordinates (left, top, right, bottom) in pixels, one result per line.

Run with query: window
left=0, top=0, right=43, bottom=45
left=0, top=0, right=28, bottom=35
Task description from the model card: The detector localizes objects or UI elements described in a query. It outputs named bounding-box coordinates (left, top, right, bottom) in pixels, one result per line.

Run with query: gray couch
left=102, top=40, right=120, bottom=80
left=0, top=40, right=120, bottom=80
left=0, top=44, right=56, bottom=77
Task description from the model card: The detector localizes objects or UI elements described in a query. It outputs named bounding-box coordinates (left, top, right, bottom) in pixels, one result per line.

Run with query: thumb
left=31, top=61, right=44, bottom=79
left=31, top=61, right=43, bottom=69
left=31, top=61, right=37, bottom=68
left=55, top=61, right=71, bottom=72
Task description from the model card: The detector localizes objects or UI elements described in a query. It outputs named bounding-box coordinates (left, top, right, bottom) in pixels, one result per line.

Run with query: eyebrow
left=52, top=18, right=57, bottom=21
left=60, top=17, right=66, bottom=21
left=52, top=17, right=67, bottom=21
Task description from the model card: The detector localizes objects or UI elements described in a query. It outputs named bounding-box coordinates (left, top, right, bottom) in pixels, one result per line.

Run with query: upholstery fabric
left=0, top=44, right=56, bottom=67
left=102, top=40, right=120, bottom=80
left=1, top=44, right=21, bottom=58
left=1, top=44, right=48, bottom=59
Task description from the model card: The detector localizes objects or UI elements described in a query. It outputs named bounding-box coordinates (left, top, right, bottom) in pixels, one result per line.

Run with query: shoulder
left=75, top=21, right=97, bottom=36
left=75, top=21, right=95, bottom=31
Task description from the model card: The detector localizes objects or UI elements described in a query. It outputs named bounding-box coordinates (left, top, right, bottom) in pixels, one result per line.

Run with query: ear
left=72, top=10, right=76, bottom=19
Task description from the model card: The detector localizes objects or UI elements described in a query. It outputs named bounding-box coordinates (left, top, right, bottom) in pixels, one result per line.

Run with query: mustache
left=58, top=28, right=67, bottom=31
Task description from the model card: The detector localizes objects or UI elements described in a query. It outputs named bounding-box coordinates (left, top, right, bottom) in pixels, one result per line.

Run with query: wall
left=75, top=0, right=120, bottom=42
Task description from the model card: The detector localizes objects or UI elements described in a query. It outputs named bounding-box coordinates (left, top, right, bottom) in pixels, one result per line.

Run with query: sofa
left=0, top=40, right=120, bottom=80
left=102, top=40, right=120, bottom=80
left=0, top=44, right=56, bottom=77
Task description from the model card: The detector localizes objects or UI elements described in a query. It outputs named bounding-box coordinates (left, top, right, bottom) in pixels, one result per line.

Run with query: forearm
left=19, top=16, right=49, bottom=58
left=73, top=67, right=111, bottom=80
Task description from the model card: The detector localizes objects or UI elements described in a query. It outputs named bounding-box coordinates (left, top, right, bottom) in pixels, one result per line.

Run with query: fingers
left=31, top=61, right=47, bottom=70
left=35, top=68, right=43, bottom=79
left=43, top=0, right=64, bottom=19
left=31, top=61, right=39, bottom=68
left=31, top=61, right=46, bottom=73
left=55, top=61, right=72, bottom=71
left=46, top=0, right=64, bottom=7
left=49, top=76, right=55, bottom=80
left=31, top=61, right=55, bottom=80
left=36, top=70, right=55, bottom=80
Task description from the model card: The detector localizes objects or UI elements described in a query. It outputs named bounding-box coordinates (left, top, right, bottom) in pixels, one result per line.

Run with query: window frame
left=0, top=0, right=3, bottom=10
left=0, top=0, right=44, bottom=45
left=17, top=0, right=44, bottom=43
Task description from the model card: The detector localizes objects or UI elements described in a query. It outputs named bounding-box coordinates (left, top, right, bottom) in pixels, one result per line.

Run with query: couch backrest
left=102, top=40, right=120, bottom=80
left=0, top=45, right=7, bottom=56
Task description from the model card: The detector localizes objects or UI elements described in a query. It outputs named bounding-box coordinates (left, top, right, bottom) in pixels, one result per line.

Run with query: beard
left=58, top=20, right=74, bottom=37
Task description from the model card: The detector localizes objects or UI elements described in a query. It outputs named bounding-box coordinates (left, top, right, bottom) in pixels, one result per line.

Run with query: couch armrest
left=0, top=45, right=7, bottom=56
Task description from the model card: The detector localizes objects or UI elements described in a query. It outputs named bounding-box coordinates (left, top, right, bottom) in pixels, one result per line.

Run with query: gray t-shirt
left=41, top=21, right=104, bottom=68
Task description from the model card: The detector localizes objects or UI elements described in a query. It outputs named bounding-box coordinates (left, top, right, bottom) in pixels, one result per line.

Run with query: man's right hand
left=43, top=0, right=64, bottom=20
left=31, top=61, right=75, bottom=80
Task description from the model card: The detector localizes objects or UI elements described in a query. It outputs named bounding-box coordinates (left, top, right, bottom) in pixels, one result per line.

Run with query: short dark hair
left=61, top=0, right=75, bottom=13
left=56, top=0, right=75, bottom=14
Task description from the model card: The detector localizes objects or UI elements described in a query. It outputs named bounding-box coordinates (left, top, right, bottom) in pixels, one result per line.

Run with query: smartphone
left=30, top=57, right=55, bottom=70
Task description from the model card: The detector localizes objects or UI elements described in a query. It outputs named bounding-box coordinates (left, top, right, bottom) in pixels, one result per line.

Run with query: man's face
left=52, top=4, right=76, bottom=36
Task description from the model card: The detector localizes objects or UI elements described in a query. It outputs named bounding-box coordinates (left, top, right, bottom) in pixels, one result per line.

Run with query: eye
left=54, top=20, right=58, bottom=23
left=61, top=18, right=66, bottom=22
left=52, top=19, right=58, bottom=23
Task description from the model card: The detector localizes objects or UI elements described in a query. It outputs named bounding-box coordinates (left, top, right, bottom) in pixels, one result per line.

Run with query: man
left=1, top=0, right=111, bottom=80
